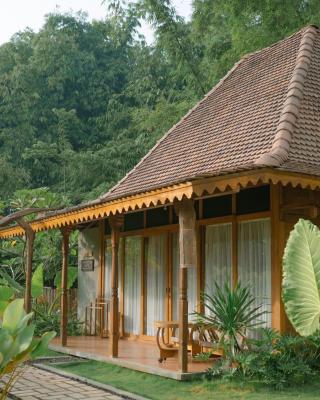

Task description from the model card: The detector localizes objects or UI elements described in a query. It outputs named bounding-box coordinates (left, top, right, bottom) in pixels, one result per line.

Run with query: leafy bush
left=33, top=303, right=83, bottom=337
left=206, top=328, right=320, bottom=389
left=0, top=299, right=56, bottom=399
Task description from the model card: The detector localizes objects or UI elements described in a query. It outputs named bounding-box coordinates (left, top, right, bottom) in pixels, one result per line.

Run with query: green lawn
left=52, top=360, right=320, bottom=400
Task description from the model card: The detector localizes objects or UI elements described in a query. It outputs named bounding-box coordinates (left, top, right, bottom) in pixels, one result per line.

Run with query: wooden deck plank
left=50, top=336, right=209, bottom=380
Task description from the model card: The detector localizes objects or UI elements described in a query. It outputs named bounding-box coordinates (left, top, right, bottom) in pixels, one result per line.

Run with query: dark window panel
left=124, top=211, right=144, bottom=231
left=147, top=207, right=169, bottom=227
left=236, top=185, right=270, bottom=215
left=203, top=195, right=232, bottom=219
left=105, top=219, right=111, bottom=235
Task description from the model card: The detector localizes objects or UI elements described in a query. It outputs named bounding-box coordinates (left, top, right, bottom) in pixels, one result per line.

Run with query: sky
left=0, top=0, right=193, bottom=45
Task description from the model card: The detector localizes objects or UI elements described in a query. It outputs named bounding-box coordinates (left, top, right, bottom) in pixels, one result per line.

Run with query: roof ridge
left=255, top=25, right=318, bottom=167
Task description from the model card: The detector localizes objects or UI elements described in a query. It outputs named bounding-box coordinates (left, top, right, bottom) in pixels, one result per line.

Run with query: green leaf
left=54, top=266, right=77, bottom=289
left=31, top=264, right=44, bottom=298
left=0, top=330, right=14, bottom=364
left=16, top=324, right=35, bottom=354
left=0, top=269, right=24, bottom=294
left=31, top=331, right=56, bottom=358
left=0, top=286, right=14, bottom=301
left=16, top=312, right=34, bottom=332
left=282, top=219, right=320, bottom=336
left=2, top=299, right=26, bottom=334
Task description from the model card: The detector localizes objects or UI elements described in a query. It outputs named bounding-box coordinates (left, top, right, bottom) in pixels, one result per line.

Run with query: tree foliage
left=1, top=2, right=318, bottom=205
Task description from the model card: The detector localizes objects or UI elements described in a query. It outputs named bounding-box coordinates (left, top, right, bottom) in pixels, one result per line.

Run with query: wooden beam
left=2, top=169, right=320, bottom=239
left=109, top=214, right=124, bottom=357
left=60, top=226, right=72, bottom=346
left=175, top=199, right=197, bottom=373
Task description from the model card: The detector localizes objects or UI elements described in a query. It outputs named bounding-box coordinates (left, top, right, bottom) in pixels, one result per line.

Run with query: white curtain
left=104, top=238, right=112, bottom=301
left=205, top=223, right=232, bottom=297
left=172, top=233, right=198, bottom=321
left=238, top=219, right=272, bottom=328
left=145, top=234, right=166, bottom=336
left=124, top=236, right=141, bottom=335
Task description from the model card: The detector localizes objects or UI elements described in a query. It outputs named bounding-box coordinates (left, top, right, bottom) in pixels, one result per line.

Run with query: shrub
left=33, top=302, right=83, bottom=337
left=206, top=328, right=320, bottom=389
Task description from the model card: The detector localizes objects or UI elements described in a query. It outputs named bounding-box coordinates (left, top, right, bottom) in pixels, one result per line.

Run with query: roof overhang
left=1, top=168, right=319, bottom=239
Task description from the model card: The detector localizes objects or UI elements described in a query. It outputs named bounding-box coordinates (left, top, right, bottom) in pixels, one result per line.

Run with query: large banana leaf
left=31, top=264, right=44, bottom=298
left=282, top=219, right=320, bottom=336
left=54, top=266, right=77, bottom=290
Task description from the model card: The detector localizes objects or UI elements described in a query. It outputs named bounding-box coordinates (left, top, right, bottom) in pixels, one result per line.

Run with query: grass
left=52, top=360, right=320, bottom=400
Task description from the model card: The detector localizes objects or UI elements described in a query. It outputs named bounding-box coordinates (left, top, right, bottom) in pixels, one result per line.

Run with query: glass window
left=203, top=195, right=232, bottom=219
left=124, top=212, right=144, bottom=231
left=124, top=236, right=141, bottom=335
left=145, top=234, right=167, bottom=335
left=146, top=207, right=169, bottom=227
left=238, top=219, right=272, bottom=328
left=204, top=223, right=232, bottom=302
left=236, top=186, right=270, bottom=215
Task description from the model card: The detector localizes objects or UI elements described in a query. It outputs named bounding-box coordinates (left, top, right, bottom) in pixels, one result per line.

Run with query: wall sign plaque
left=81, top=259, right=94, bottom=271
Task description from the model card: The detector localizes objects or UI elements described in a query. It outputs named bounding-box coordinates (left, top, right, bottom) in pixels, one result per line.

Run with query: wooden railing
left=37, top=287, right=78, bottom=313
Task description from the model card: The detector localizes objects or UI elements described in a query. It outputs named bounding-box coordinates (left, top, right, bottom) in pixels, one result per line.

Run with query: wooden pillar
left=16, top=218, right=35, bottom=314
left=25, top=229, right=35, bottom=314
left=175, top=199, right=197, bottom=373
left=60, top=227, right=72, bottom=346
left=109, top=214, right=124, bottom=357
left=270, top=183, right=286, bottom=332
left=99, top=220, right=106, bottom=301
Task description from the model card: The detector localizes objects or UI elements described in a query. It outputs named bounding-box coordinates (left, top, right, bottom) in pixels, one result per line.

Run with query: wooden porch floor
left=50, top=336, right=210, bottom=380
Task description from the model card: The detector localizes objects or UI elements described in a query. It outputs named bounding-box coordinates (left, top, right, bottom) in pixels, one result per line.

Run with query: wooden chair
left=195, top=325, right=250, bottom=357
left=155, top=321, right=203, bottom=362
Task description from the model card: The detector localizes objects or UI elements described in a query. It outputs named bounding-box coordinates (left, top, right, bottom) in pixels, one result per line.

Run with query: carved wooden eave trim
left=1, top=168, right=320, bottom=238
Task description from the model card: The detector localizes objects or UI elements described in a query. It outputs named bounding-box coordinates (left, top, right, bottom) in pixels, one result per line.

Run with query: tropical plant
left=0, top=299, right=56, bottom=399
left=206, top=328, right=320, bottom=388
left=282, top=218, right=320, bottom=336
left=0, top=262, right=78, bottom=337
left=32, top=265, right=80, bottom=336
left=0, top=287, right=14, bottom=317
left=194, top=282, right=266, bottom=358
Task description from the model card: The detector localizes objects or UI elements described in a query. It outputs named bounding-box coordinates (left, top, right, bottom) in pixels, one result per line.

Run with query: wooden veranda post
left=16, top=218, right=35, bottom=314
left=175, top=199, right=197, bottom=373
left=109, top=214, right=124, bottom=357
left=60, top=226, right=72, bottom=346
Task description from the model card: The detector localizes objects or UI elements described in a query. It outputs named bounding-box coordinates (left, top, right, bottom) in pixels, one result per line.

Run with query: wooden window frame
left=103, top=205, right=272, bottom=338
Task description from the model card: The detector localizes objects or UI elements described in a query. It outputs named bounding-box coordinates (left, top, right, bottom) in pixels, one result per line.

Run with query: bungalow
left=1, top=25, right=320, bottom=379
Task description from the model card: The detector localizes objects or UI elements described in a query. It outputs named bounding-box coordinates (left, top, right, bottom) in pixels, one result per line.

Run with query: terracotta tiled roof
left=103, top=26, right=320, bottom=201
